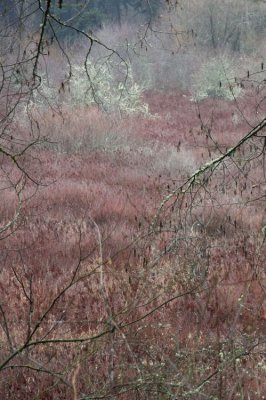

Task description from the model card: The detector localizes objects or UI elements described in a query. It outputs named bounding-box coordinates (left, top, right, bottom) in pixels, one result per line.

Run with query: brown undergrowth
left=0, top=90, right=265, bottom=399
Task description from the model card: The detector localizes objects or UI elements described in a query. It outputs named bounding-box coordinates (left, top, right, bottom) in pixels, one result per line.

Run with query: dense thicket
left=0, top=1, right=265, bottom=399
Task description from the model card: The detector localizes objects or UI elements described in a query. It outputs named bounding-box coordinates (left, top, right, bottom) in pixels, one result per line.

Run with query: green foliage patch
left=33, top=60, right=148, bottom=116
left=192, top=57, right=242, bottom=101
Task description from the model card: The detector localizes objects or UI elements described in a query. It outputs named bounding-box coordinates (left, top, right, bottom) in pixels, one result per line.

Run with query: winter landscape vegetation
left=0, top=0, right=265, bottom=399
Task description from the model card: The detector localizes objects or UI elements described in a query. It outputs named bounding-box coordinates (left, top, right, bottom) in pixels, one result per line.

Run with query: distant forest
left=0, top=0, right=162, bottom=35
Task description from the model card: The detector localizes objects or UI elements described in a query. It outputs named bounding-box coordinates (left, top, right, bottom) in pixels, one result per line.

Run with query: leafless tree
left=0, top=1, right=265, bottom=399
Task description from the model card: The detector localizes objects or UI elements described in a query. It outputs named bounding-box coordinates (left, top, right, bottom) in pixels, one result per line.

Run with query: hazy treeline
left=0, top=0, right=162, bottom=35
